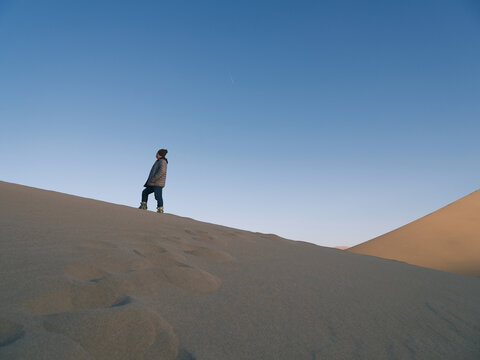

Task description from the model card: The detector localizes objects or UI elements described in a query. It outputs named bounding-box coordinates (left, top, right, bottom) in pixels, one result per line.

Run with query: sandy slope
left=1, top=181, right=480, bottom=359
left=349, top=190, right=480, bottom=277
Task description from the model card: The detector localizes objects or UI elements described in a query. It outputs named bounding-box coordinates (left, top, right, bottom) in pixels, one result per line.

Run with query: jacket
left=144, top=157, right=168, bottom=187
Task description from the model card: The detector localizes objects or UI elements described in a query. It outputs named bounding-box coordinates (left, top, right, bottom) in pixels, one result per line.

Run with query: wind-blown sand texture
left=1, top=181, right=480, bottom=359
left=349, top=190, right=480, bottom=277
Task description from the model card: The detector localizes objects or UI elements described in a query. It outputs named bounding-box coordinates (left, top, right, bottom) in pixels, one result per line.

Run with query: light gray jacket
left=144, top=158, right=168, bottom=187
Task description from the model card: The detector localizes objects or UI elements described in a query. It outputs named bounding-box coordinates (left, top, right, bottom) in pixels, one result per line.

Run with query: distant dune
left=349, top=190, right=480, bottom=277
left=1, top=181, right=480, bottom=359
left=334, top=246, right=349, bottom=250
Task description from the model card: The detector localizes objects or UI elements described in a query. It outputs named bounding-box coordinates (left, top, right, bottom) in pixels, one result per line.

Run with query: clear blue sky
left=1, top=0, right=479, bottom=247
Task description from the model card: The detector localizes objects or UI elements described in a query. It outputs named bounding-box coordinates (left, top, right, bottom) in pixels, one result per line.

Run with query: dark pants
left=142, top=186, right=163, bottom=207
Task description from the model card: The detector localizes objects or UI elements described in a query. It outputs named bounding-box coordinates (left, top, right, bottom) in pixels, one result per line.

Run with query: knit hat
left=157, top=149, right=168, bottom=157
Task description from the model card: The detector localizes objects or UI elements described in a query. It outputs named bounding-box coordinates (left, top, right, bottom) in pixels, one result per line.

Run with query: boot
left=157, top=206, right=164, bottom=213
left=138, top=202, right=147, bottom=210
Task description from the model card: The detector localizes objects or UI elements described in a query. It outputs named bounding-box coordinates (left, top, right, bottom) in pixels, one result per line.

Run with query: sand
left=349, top=189, right=480, bottom=277
left=1, top=181, right=480, bottom=359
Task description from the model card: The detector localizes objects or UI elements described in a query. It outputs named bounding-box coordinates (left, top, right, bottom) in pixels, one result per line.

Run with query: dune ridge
left=349, top=189, right=480, bottom=277
left=1, top=181, right=480, bottom=359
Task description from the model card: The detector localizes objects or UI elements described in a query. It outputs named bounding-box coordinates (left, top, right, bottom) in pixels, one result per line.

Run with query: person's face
left=156, top=153, right=161, bottom=159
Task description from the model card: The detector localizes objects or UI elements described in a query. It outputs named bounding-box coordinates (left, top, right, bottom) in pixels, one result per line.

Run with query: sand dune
left=349, top=190, right=480, bottom=277
left=1, top=181, right=480, bottom=359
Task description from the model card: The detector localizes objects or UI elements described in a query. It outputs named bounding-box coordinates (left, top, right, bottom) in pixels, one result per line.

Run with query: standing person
left=139, top=149, right=168, bottom=213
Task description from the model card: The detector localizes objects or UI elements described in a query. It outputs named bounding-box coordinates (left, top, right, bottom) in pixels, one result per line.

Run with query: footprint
left=24, top=259, right=216, bottom=316
left=64, top=263, right=110, bottom=282
left=70, top=282, right=121, bottom=310
left=133, top=250, right=146, bottom=257
left=111, top=295, right=132, bottom=307
left=0, top=318, right=24, bottom=347
left=180, top=245, right=235, bottom=263
left=24, top=241, right=222, bottom=319
left=107, top=269, right=168, bottom=294
left=225, top=231, right=239, bottom=238
left=162, top=266, right=221, bottom=293
left=43, top=305, right=178, bottom=360
left=130, top=250, right=188, bottom=271
left=23, top=287, right=74, bottom=315
left=65, top=256, right=138, bottom=279
left=147, top=251, right=187, bottom=266
left=184, top=229, right=226, bottom=246
left=184, top=229, right=214, bottom=241
left=91, top=257, right=134, bottom=274
left=129, top=257, right=154, bottom=271
left=23, top=282, right=126, bottom=315
left=132, top=244, right=168, bottom=256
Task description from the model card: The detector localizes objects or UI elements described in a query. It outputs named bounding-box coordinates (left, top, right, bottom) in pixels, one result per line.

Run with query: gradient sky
left=1, top=0, right=480, bottom=247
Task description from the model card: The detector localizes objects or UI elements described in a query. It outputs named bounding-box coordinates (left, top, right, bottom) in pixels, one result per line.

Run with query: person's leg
left=153, top=186, right=163, bottom=208
left=141, top=186, right=154, bottom=203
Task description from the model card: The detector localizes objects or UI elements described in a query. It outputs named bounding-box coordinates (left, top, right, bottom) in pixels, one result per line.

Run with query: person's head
left=156, top=149, right=168, bottom=159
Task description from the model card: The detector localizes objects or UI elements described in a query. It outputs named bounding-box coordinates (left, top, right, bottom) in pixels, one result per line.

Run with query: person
left=139, top=149, right=168, bottom=213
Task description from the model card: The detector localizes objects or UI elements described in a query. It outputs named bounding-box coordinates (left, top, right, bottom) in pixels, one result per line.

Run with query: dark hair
left=157, top=149, right=168, bottom=157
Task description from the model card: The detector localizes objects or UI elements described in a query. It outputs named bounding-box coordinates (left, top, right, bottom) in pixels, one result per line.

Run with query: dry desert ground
left=1, top=181, right=479, bottom=359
